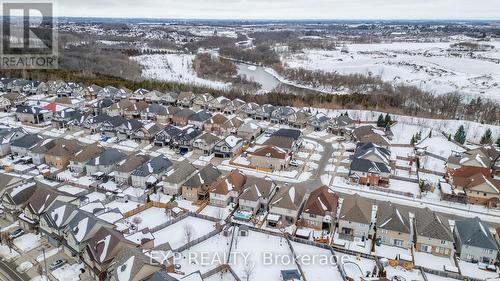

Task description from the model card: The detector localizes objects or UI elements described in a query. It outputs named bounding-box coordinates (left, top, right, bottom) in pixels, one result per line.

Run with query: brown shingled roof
left=211, top=169, right=247, bottom=195
left=303, top=185, right=339, bottom=216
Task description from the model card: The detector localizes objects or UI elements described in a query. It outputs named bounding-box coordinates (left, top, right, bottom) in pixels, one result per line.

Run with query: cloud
left=54, top=0, right=500, bottom=20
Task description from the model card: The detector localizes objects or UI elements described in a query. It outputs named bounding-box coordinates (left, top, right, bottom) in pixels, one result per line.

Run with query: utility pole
left=41, top=247, right=48, bottom=278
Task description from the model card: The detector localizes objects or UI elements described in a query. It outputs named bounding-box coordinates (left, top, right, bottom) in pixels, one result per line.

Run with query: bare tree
left=131, top=216, right=143, bottom=231
left=184, top=224, right=194, bottom=248
left=243, top=260, right=255, bottom=281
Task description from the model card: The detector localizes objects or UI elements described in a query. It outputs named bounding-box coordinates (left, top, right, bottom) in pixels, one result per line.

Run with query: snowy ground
left=414, top=251, right=455, bottom=272
left=231, top=230, right=299, bottom=281
left=458, top=260, right=499, bottom=280
left=13, top=233, right=41, bottom=252
left=174, top=233, right=231, bottom=276
left=132, top=54, right=230, bottom=90
left=153, top=216, right=216, bottom=249
left=127, top=207, right=171, bottom=230
left=291, top=241, right=347, bottom=281
left=282, top=41, right=500, bottom=101
left=51, top=263, right=84, bottom=281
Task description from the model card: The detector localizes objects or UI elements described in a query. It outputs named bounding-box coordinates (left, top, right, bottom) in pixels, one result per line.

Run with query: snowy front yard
left=13, top=233, right=41, bottom=252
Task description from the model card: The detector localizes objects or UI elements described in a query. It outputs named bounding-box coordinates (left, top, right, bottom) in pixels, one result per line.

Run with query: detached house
left=249, top=145, right=291, bottom=171
left=154, top=125, right=182, bottom=147
left=192, top=93, right=214, bottom=111
left=209, top=169, right=247, bottom=207
left=0, top=127, right=28, bottom=156
left=338, top=194, right=372, bottom=240
left=188, top=110, right=212, bottom=129
left=208, top=96, right=230, bottom=112
left=352, top=125, right=390, bottom=148
left=134, top=123, right=164, bottom=144
left=69, top=143, right=106, bottom=175
left=449, top=168, right=500, bottom=207
left=307, top=113, right=330, bottom=131
left=15, top=105, right=52, bottom=124
left=237, top=121, right=263, bottom=141
left=288, top=110, right=312, bottom=129
left=106, top=99, right=134, bottom=117
left=239, top=102, right=259, bottom=118
left=376, top=202, right=412, bottom=249
left=162, top=160, right=197, bottom=196
left=116, top=119, right=144, bottom=140
left=45, top=139, right=83, bottom=169
left=264, top=128, right=302, bottom=153
left=224, top=98, right=245, bottom=115
left=177, top=91, right=195, bottom=108
left=123, top=101, right=149, bottom=119
left=83, top=226, right=134, bottom=280
left=39, top=201, right=78, bottom=246
left=63, top=211, right=111, bottom=259
left=161, top=91, right=178, bottom=105
left=141, top=104, right=169, bottom=122
left=130, top=155, right=173, bottom=188
left=114, top=154, right=150, bottom=185
left=301, top=185, right=339, bottom=232
left=414, top=208, right=454, bottom=257
left=454, top=217, right=498, bottom=264
left=254, top=104, right=275, bottom=121
left=268, top=185, right=307, bottom=226
left=239, top=177, right=277, bottom=215
left=270, top=106, right=295, bottom=124
left=204, top=113, right=228, bottom=133
left=182, top=164, right=221, bottom=202
left=109, top=247, right=163, bottom=281
left=10, top=134, right=44, bottom=156
left=329, top=114, right=356, bottom=135
left=192, top=132, right=221, bottom=156
left=86, top=148, right=127, bottom=176
left=214, top=135, right=243, bottom=158
left=171, top=108, right=195, bottom=126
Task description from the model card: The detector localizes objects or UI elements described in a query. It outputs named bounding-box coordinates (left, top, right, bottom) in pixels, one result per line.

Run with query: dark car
left=49, top=259, right=67, bottom=271
left=9, top=228, right=24, bottom=239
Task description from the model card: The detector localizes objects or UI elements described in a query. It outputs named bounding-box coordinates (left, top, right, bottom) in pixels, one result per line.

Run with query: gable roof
left=211, top=169, right=247, bottom=195
left=251, top=145, right=288, bottom=159
left=414, top=208, right=453, bottom=241
left=239, top=177, right=275, bottom=201
left=164, top=160, right=197, bottom=185
left=303, top=185, right=339, bottom=216
left=270, top=185, right=306, bottom=211
left=73, top=143, right=106, bottom=163
left=87, top=148, right=127, bottom=167
left=112, top=247, right=161, bottom=281
left=28, top=186, right=66, bottom=215
left=132, top=155, right=173, bottom=177
left=184, top=164, right=221, bottom=188
left=44, top=200, right=78, bottom=230
left=87, top=226, right=132, bottom=264
left=376, top=202, right=410, bottom=234
left=339, top=194, right=372, bottom=224
left=11, top=134, right=44, bottom=149
left=350, top=158, right=390, bottom=174
left=115, top=154, right=150, bottom=173
left=46, top=139, right=82, bottom=157
left=455, top=217, right=497, bottom=250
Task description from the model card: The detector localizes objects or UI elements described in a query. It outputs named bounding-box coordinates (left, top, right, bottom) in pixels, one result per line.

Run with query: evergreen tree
left=377, top=114, right=385, bottom=127
left=454, top=125, right=466, bottom=144
left=480, top=128, right=492, bottom=145
left=384, top=113, right=392, bottom=126
left=448, top=134, right=451, bottom=141
left=429, top=129, right=432, bottom=138
left=496, top=137, right=500, bottom=148
left=410, top=135, right=416, bottom=145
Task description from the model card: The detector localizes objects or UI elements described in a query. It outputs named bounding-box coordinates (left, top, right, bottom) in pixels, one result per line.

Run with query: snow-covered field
left=132, top=54, right=230, bottom=90
left=153, top=216, right=216, bottom=249
left=282, top=41, right=500, bottom=101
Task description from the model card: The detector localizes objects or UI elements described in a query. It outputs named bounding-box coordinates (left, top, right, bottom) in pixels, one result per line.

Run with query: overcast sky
left=54, top=0, right=500, bottom=20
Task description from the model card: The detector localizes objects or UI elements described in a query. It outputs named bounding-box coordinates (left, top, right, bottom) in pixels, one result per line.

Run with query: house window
left=394, top=239, right=403, bottom=247
left=309, top=214, right=316, bottom=218
left=421, top=244, right=431, bottom=253
left=440, top=240, right=447, bottom=245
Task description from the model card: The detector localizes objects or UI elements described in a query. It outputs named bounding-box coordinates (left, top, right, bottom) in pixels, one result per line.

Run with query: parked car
left=9, top=228, right=24, bottom=239
left=49, top=259, right=67, bottom=270
left=290, top=159, right=300, bottom=167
